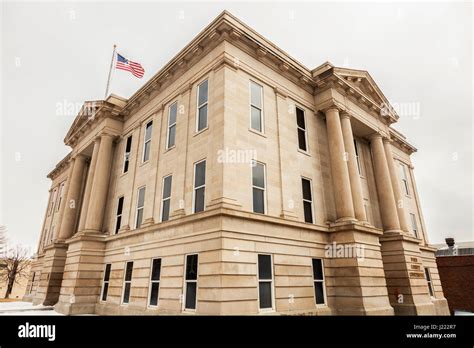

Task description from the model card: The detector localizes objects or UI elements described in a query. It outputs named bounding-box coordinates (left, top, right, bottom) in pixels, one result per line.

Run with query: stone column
left=370, top=134, right=400, bottom=232
left=58, top=155, right=87, bottom=240
left=77, top=138, right=101, bottom=232
left=85, top=133, right=115, bottom=232
left=383, top=139, right=410, bottom=232
left=340, top=113, right=367, bottom=222
left=325, top=107, right=355, bottom=221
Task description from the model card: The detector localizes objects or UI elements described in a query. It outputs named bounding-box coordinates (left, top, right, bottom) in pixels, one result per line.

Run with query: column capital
left=320, top=99, right=346, bottom=114
left=340, top=111, right=352, bottom=120
left=273, top=87, right=288, bottom=99
left=369, top=132, right=388, bottom=141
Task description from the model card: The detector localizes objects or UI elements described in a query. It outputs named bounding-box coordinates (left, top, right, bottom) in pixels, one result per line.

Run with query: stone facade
left=24, top=11, right=449, bottom=315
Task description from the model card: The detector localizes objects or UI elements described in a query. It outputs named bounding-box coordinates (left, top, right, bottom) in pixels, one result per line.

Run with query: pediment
left=333, top=67, right=387, bottom=108
left=64, top=100, right=103, bottom=143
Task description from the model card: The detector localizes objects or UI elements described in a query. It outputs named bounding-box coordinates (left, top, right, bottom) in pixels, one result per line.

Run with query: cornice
left=47, top=152, right=72, bottom=180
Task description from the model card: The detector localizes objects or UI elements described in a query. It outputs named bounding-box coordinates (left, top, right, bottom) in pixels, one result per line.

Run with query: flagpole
left=104, top=44, right=117, bottom=99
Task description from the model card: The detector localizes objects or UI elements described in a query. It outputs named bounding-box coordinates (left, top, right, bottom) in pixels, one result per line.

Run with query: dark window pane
left=168, top=125, right=176, bottom=148
left=125, top=136, right=132, bottom=152
left=253, top=188, right=265, bottom=214
left=136, top=209, right=143, bottom=228
left=102, top=283, right=109, bottom=301
left=151, top=259, right=161, bottom=281
left=125, top=262, right=134, bottom=281
left=104, top=264, right=111, bottom=281
left=252, top=163, right=265, bottom=188
left=145, top=121, right=153, bottom=141
left=424, top=268, right=431, bottom=281
left=117, top=197, right=124, bottom=214
left=296, top=107, right=305, bottom=128
left=115, top=215, right=122, bottom=234
left=143, top=141, right=151, bottom=161
left=258, top=254, right=272, bottom=280
left=185, top=282, right=197, bottom=309
left=194, top=187, right=205, bottom=213
left=169, top=103, right=177, bottom=125
left=298, top=129, right=307, bottom=151
left=198, top=104, right=208, bottom=131
left=259, top=282, right=272, bottom=309
left=251, top=106, right=262, bottom=132
left=353, top=139, right=359, bottom=156
left=163, top=176, right=172, bottom=199
left=250, top=82, right=262, bottom=108
left=123, top=283, right=131, bottom=303
left=312, top=259, right=323, bottom=280
left=150, top=282, right=159, bottom=306
left=198, top=80, right=208, bottom=106
left=186, top=255, right=198, bottom=280
left=315, top=282, right=325, bottom=304
left=162, top=200, right=170, bottom=221
left=303, top=201, right=313, bottom=223
left=123, top=159, right=129, bottom=173
left=194, top=161, right=206, bottom=187
left=302, top=179, right=312, bottom=201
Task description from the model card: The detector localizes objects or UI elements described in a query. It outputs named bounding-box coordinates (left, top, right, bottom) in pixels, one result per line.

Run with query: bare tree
left=1, top=245, right=32, bottom=299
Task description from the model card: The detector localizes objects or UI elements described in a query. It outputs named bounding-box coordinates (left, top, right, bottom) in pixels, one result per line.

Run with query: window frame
left=183, top=253, right=199, bottom=312
left=123, top=135, right=133, bottom=173
left=251, top=160, right=266, bottom=214
left=161, top=175, right=172, bottom=222
left=192, top=159, right=206, bottom=213
left=410, top=213, right=419, bottom=238
left=354, top=139, right=363, bottom=176
left=56, top=182, right=65, bottom=211
left=400, top=163, right=410, bottom=195
left=295, top=105, right=308, bottom=152
left=135, top=186, right=146, bottom=229
left=257, top=253, right=274, bottom=311
left=100, top=263, right=112, bottom=302
left=48, top=188, right=57, bottom=216
left=301, top=177, right=314, bottom=224
left=249, top=80, right=264, bottom=133
left=166, top=102, right=178, bottom=149
left=424, top=267, right=435, bottom=297
left=311, top=258, right=327, bottom=306
left=29, top=272, right=35, bottom=294
left=114, top=196, right=124, bottom=234
left=148, top=258, right=162, bottom=308
left=142, top=120, right=153, bottom=163
left=121, top=261, right=134, bottom=305
left=196, top=79, right=209, bottom=133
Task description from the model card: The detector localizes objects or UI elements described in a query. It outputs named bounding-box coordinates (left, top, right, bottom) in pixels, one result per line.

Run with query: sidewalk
left=0, top=301, right=62, bottom=315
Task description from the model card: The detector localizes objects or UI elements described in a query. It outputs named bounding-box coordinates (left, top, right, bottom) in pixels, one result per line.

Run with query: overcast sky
left=1, top=1, right=472, bottom=249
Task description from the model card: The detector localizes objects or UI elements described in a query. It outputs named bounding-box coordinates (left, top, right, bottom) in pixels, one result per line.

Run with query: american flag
left=115, top=53, right=145, bottom=78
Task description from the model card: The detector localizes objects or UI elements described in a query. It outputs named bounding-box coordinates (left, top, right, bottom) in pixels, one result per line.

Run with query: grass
left=0, top=298, right=22, bottom=302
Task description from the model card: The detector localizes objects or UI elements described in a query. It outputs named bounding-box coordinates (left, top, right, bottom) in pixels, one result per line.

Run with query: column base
left=54, top=233, right=106, bottom=315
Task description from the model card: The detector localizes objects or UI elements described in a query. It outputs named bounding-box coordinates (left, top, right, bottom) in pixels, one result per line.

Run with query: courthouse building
left=24, top=11, right=449, bottom=315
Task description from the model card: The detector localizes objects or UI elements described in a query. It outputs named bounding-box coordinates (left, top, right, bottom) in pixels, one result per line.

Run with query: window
left=161, top=175, right=172, bottom=222
left=193, top=160, right=206, bottom=213
left=29, top=272, right=35, bottom=294
left=101, top=264, right=111, bottom=301
left=167, top=102, right=177, bottom=149
left=400, top=163, right=410, bottom=195
left=424, top=267, right=434, bottom=297
left=364, top=200, right=372, bottom=224
left=296, top=106, right=307, bottom=151
left=135, top=187, right=146, bottom=228
left=250, top=81, right=263, bottom=132
left=122, top=261, right=133, bottom=304
left=258, top=254, right=273, bottom=310
left=184, top=254, right=198, bottom=310
left=410, top=213, right=419, bottom=238
left=56, top=182, right=65, bottom=211
left=49, top=226, right=55, bottom=243
left=123, top=136, right=132, bottom=173
left=302, top=178, right=313, bottom=223
left=197, top=80, right=208, bottom=132
left=312, top=258, right=326, bottom=305
left=252, top=161, right=266, bottom=214
left=115, top=196, right=124, bottom=234
left=48, top=189, right=57, bottom=216
left=354, top=139, right=362, bottom=175
left=142, top=121, right=153, bottom=162
left=148, top=258, right=162, bottom=307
